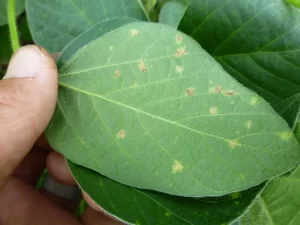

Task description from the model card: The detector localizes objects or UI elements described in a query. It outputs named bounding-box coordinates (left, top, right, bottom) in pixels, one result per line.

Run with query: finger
left=81, top=206, right=123, bottom=225
left=13, top=146, right=48, bottom=185
left=0, top=177, right=82, bottom=225
left=46, top=152, right=76, bottom=185
left=35, top=134, right=53, bottom=152
left=0, top=45, right=57, bottom=188
left=45, top=152, right=80, bottom=212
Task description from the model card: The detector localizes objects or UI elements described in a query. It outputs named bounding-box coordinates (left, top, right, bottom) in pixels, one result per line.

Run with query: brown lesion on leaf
left=114, top=70, right=120, bottom=77
left=175, top=35, right=183, bottom=44
left=138, top=61, right=147, bottom=72
left=185, top=87, right=195, bottom=96
left=227, top=139, right=241, bottom=149
left=117, top=129, right=126, bottom=139
left=210, top=86, right=223, bottom=94
left=174, top=47, right=188, bottom=57
left=224, top=90, right=235, bottom=96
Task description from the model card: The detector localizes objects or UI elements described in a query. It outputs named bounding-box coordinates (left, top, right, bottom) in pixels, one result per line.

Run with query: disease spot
left=175, top=65, right=184, bottom=73
left=114, top=70, right=120, bottom=77
left=131, top=29, right=139, bottom=36
left=230, top=192, right=241, bottom=199
left=172, top=161, right=184, bottom=174
left=250, top=96, right=259, bottom=105
left=244, top=120, right=252, bottom=129
left=209, top=106, right=218, bottom=115
left=224, top=90, right=235, bottom=96
left=185, top=87, right=195, bottom=96
left=227, top=139, right=241, bottom=149
left=175, top=35, right=183, bottom=44
left=210, top=86, right=222, bottom=94
left=277, top=131, right=293, bottom=141
left=131, top=81, right=138, bottom=88
left=239, top=174, right=245, bottom=180
left=165, top=212, right=171, bottom=217
left=117, top=129, right=126, bottom=139
left=174, top=47, right=188, bottom=57
left=109, top=46, right=114, bottom=51
left=138, top=61, right=147, bottom=72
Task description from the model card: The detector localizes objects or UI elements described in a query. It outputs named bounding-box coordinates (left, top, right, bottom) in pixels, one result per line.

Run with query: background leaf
left=178, top=0, right=300, bottom=106
left=159, top=0, right=188, bottom=28
left=25, top=0, right=148, bottom=53
left=68, top=160, right=263, bottom=225
left=274, top=94, right=300, bottom=130
left=0, top=0, right=25, bottom=26
left=286, top=0, right=300, bottom=8
left=46, top=22, right=300, bottom=197
left=0, top=25, right=13, bottom=64
left=236, top=164, right=300, bottom=225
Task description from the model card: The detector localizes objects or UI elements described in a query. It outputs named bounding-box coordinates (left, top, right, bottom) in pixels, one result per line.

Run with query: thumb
left=0, top=45, right=57, bottom=188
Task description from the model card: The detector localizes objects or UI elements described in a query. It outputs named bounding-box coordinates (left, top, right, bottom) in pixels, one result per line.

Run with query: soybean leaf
left=68, top=160, right=263, bottom=225
left=178, top=0, right=300, bottom=106
left=46, top=22, right=300, bottom=197
left=236, top=164, right=300, bottom=225
left=274, top=94, right=300, bottom=130
left=0, top=25, right=13, bottom=64
left=0, top=0, right=24, bottom=26
left=58, top=17, right=139, bottom=68
left=25, top=0, right=148, bottom=53
left=61, top=20, right=263, bottom=224
left=159, top=0, right=188, bottom=28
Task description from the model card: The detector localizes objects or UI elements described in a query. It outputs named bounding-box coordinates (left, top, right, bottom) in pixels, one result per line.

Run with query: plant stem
left=7, top=0, right=20, bottom=52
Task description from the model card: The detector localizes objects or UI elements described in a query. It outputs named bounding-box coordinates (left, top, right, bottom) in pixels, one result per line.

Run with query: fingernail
left=4, top=45, right=45, bottom=79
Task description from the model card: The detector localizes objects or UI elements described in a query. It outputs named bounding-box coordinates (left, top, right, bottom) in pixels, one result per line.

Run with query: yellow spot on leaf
left=117, top=129, right=126, bottom=139
left=209, top=106, right=218, bottom=115
left=172, top=161, right=184, bottom=174
left=138, top=61, right=147, bottom=72
left=277, top=131, right=293, bottom=141
left=244, top=120, right=252, bottom=129
left=109, top=46, right=114, bottom=51
left=230, top=192, right=241, bottom=199
left=131, top=29, right=139, bottom=36
left=174, top=47, right=188, bottom=57
left=175, top=65, right=184, bottom=73
left=185, top=87, right=195, bottom=96
left=165, top=212, right=171, bottom=217
left=250, top=96, right=259, bottom=105
left=175, top=35, right=183, bottom=44
left=227, top=139, right=241, bottom=149
left=114, top=70, right=120, bottom=77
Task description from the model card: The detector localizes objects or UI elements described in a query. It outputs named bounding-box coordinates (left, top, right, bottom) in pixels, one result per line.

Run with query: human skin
left=0, top=45, right=122, bottom=225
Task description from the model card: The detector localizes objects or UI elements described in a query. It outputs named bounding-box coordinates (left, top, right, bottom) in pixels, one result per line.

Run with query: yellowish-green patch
left=277, top=131, right=294, bottom=141
left=172, top=161, right=184, bottom=174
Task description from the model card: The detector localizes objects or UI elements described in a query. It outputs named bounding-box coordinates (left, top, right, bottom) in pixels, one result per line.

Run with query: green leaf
left=159, top=0, right=188, bottom=28
left=236, top=164, right=300, bottom=225
left=0, top=0, right=24, bottom=26
left=286, top=0, right=300, bottom=8
left=57, top=17, right=139, bottom=68
left=274, top=94, right=300, bottom=130
left=0, top=25, right=13, bottom=64
left=178, top=0, right=300, bottom=106
left=19, top=15, right=33, bottom=43
left=25, top=0, right=148, bottom=53
left=46, top=22, right=300, bottom=197
left=68, top=160, right=263, bottom=225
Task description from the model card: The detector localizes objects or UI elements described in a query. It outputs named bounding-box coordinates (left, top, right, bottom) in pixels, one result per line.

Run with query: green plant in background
left=1, top=0, right=300, bottom=224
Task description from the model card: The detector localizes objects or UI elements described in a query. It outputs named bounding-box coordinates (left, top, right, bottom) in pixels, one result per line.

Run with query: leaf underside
left=46, top=22, right=300, bottom=197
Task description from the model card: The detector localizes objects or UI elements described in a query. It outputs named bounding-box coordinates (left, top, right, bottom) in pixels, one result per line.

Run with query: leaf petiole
left=7, top=0, right=20, bottom=52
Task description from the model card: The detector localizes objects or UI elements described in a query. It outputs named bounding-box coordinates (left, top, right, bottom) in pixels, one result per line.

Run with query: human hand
left=0, top=46, right=122, bottom=225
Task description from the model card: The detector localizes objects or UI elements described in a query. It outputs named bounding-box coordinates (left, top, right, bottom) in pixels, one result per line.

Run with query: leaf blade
left=46, top=22, right=300, bottom=197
